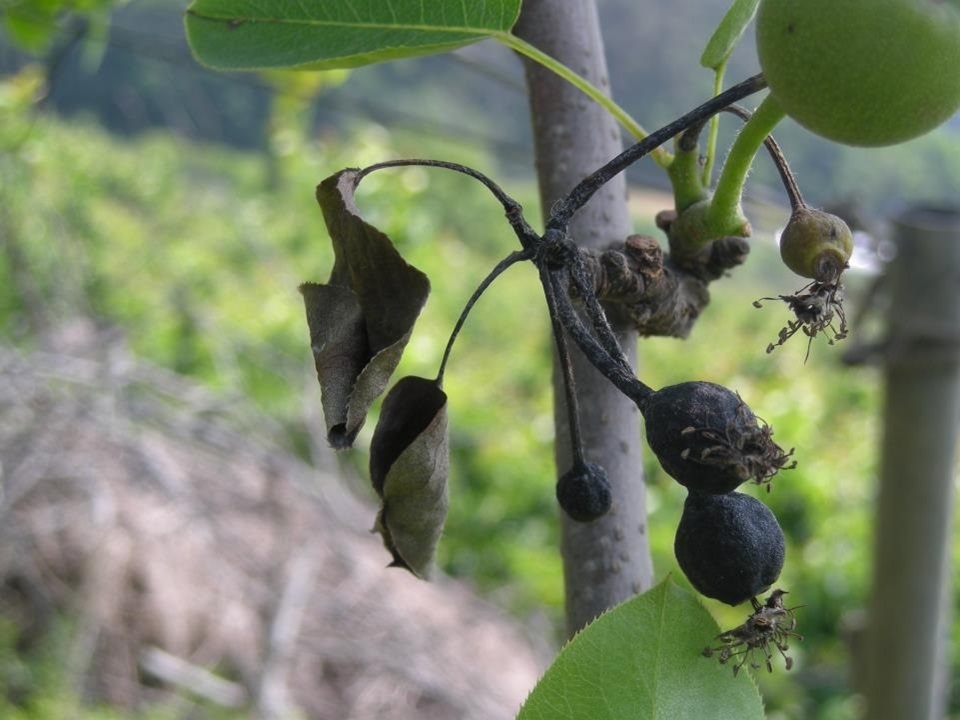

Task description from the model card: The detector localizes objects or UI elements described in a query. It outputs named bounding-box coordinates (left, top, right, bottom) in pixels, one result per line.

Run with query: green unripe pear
left=756, top=0, right=960, bottom=146
left=779, top=207, right=853, bottom=282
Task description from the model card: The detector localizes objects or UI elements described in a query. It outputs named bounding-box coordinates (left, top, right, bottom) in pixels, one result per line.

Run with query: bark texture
left=513, top=0, right=654, bottom=637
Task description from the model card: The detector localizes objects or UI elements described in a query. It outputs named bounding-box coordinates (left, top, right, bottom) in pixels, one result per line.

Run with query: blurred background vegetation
left=1, top=1, right=959, bottom=718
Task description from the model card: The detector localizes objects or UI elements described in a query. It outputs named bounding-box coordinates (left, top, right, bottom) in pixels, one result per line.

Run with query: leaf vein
left=189, top=12, right=497, bottom=38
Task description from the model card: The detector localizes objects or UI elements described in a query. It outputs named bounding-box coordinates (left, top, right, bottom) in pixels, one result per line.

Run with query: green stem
left=706, top=92, right=786, bottom=234
left=723, top=105, right=805, bottom=210
left=701, top=63, right=726, bottom=187
left=495, top=31, right=673, bottom=168
left=667, top=142, right=707, bottom=212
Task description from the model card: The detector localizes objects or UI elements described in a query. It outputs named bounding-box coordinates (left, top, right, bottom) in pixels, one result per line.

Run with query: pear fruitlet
left=675, top=491, right=785, bottom=606
left=756, top=0, right=960, bottom=146
left=779, top=207, right=853, bottom=282
left=642, top=381, right=792, bottom=493
left=556, top=462, right=612, bottom=523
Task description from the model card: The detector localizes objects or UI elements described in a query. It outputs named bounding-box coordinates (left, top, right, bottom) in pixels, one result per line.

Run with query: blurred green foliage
left=0, top=618, right=240, bottom=720
left=1, top=0, right=120, bottom=54
left=2, top=64, right=959, bottom=719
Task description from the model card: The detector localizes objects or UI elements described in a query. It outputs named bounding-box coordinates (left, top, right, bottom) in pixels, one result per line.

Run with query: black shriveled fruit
left=642, top=381, right=793, bottom=493
left=675, top=491, right=785, bottom=606
left=556, top=462, right=612, bottom=522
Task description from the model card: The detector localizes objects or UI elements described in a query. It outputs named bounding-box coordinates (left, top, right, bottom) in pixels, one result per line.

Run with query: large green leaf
left=517, top=579, right=765, bottom=720
left=185, top=0, right=522, bottom=71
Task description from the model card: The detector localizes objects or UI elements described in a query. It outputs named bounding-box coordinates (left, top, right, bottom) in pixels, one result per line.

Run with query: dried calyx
left=641, top=381, right=795, bottom=493
left=703, top=588, right=803, bottom=676
left=755, top=280, right=848, bottom=359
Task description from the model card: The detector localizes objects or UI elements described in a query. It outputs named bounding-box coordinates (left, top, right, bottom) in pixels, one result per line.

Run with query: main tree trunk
left=514, top=0, right=654, bottom=637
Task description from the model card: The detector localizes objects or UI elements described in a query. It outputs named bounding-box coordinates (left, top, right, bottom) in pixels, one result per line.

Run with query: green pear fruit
left=756, top=0, right=960, bottom=146
left=779, top=207, right=853, bottom=282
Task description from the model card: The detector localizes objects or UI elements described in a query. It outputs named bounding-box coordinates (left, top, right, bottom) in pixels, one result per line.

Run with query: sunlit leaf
left=516, top=579, right=765, bottom=720
left=370, top=376, right=449, bottom=578
left=185, top=0, right=522, bottom=71
left=700, top=0, right=760, bottom=71
left=301, top=169, right=430, bottom=448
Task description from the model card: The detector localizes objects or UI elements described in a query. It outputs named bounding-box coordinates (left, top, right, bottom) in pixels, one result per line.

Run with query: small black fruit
left=556, top=462, right=612, bottom=522
left=675, top=491, right=785, bottom=606
left=642, top=381, right=793, bottom=493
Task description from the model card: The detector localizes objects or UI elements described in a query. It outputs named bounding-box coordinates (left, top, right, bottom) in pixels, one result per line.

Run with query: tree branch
left=514, top=0, right=653, bottom=637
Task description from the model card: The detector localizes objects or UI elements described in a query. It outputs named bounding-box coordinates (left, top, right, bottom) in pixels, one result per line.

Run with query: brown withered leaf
left=370, top=376, right=449, bottom=579
left=301, top=169, right=430, bottom=448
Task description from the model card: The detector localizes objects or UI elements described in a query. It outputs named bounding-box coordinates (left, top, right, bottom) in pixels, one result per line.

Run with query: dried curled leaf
left=301, top=169, right=430, bottom=448
left=370, top=376, right=449, bottom=578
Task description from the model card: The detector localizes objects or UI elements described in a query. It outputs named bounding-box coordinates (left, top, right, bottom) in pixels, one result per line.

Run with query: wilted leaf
left=301, top=169, right=430, bottom=448
left=700, top=0, right=760, bottom=71
left=185, top=0, right=522, bottom=71
left=370, top=376, right=449, bottom=578
left=516, top=579, right=765, bottom=720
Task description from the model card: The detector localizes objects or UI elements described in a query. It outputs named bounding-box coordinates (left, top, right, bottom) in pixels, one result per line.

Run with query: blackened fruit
left=642, top=381, right=792, bottom=493
left=556, top=462, right=612, bottom=522
left=675, top=491, right=785, bottom=606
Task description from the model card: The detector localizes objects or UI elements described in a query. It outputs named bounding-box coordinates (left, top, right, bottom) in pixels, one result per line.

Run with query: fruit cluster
left=640, top=381, right=790, bottom=602
left=557, top=379, right=794, bottom=616
left=642, top=380, right=800, bottom=672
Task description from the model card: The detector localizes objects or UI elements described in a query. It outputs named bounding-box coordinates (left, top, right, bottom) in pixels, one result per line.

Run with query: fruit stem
left=667, top=142, right=708, bottom=213
left=358, top=158, right=542, bottom=252
left=436, top=250, right=532, bottom=386
left=548, top=73, right=767, bottom=231
left=723, top=104, right=805, bottom=210
left=560, top=239, right=639, bottom=371
left=701, top=63, right=727, bottom=187
left=540, top=265, right=654, bottom=407
left=706, top=92, right=787, bottom=235
left=540, top=268, right=587, bottom=467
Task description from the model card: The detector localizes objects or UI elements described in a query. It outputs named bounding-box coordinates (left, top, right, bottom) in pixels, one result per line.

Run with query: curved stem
left=436, top=250, right=532, bottom=385
left=495, top=31, right=673, bottom=168
left=542, top=267, right=654, bottom=407
left=541, top=273, right=587, bottom=466
left=706, top=92, right=787, bottom=233
left=722, top=104, right=805, bottom=210
left=548, top=73, right=767, bottom=231
left=561, top=255, right=635, bottom=373
left=357, top=158, right=541, bottom=251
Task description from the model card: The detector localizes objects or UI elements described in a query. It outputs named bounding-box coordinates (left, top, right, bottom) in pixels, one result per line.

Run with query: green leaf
left=301, top=169, right=430, bottom=449
left=516, top=579, right=765, bottom=720
left=371, top=376, right=449, bottom=578
left=699, top=0, right=760, bottom=71
left=185, top=0, right=522, bottom=71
